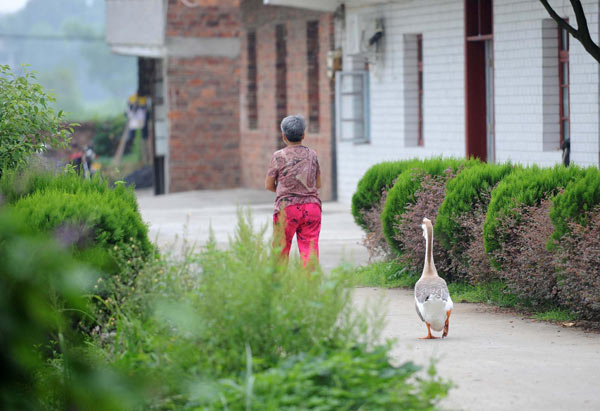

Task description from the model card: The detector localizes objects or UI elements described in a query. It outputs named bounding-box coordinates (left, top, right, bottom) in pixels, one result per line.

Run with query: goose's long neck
left=424, top=224, right=436, bottom=275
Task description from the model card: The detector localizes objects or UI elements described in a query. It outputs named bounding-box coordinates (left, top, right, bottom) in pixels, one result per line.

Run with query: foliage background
left=0, top=0, right=136, bottom=119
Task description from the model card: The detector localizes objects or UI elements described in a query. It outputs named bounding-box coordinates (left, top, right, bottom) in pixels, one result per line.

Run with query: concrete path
left=136, top=188, right=600, bottom=411
left=136, top=188, right=369, bottom=272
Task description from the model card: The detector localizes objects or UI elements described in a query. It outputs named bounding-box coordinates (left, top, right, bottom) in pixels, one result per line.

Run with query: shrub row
left=355, top=159, right=600, bottom=320
left=0, top=168, right=152, bottom=273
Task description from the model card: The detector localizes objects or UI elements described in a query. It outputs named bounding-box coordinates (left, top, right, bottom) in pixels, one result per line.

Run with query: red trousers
left=273, top=203, right=322, bottom=263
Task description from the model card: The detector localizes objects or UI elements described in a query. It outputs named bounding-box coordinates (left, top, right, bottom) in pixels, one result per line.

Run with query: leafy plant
left=339, top=260, right=419, bottom=288
left=435, top=162, right=514, bottom=251
left=381, top=157, right=478, bottom=255
left=0, top=65, right=74, bottom=176
left=210, top=344, right=451, bottom=410
left=550, top=167, right=600, bottom=243
left=393, top=169, right=456, bottom=278
left=555, top=206, right=600, bottom=321
left=483, top=165, right=583, bottom=254
left=351, top=160, right=420, bottom=229
left=0, top=210, right=144, bottom=410
left=492, top=198, right=558, bottom=306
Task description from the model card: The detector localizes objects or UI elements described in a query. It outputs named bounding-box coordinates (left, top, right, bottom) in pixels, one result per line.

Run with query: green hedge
left=381, top=157, right=479, bottom=254
left=435, top=162, right=514, bottom=251
left=483, top=165, right=584, bottom=254
left=351, top=159, right=420, bottom=229
left=550, top=167, right=600, bottom=242
left=1, top=169, right=152, bottom=263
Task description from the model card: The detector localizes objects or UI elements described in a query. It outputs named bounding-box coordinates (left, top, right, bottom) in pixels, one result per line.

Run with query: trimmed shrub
left=381, top=157, right=479, bottom=254
left=1, top=169, right=152, bottom=276
left=435, top=162, right=514, bottom=251
left=483, top=165, right=583, bottom=254
left=9, top=185, right=151, bottom=260
left=434, top=163, right=514, bottom=282
left=447, top=190, right=498, bottom=284
left=361, top=189, right=394, bottom=260
left=493, top=198, right=558, bottom=306
left=351, top=159, right=420, bottom=229
left=0, top=167, right=136, bottom=211
left=393, top=169, right=456, bottom=277
left=550, top=167, right=600, bottom=243
left=555, top=206, right=600, bottom=321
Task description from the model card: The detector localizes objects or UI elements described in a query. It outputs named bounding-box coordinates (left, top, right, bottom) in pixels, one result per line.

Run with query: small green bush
left=211, top=345, right=451, bottom=410
left=9, top=185, right=151, bottom=260
left=381, top=157, right=479, bottom=254
left=435, top=162, right=514, bottom=252
left=483, top=165, right=583, bottom=254
left=1, top=169, right=152, bottom=272
left=337, top=260, right=419, bottom=288
left=351, top=159, right=420, bottom=229
left=550, top=167, right=600, bottom=242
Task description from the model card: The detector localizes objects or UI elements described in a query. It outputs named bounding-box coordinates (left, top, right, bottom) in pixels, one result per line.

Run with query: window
left=417, top=34, right=424, bottom=146
left=275, top=24, right=287, bottom=147
left=307, top=20, right=320, bottom=133
left=336, top=71, right=369, bottom=143
left=559, top=26, right=569, bottom=146
left=247, top=31, right=258, bottom=130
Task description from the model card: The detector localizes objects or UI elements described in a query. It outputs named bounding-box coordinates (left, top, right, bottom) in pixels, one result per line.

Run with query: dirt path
left=137, top=189, right=600, bottom=411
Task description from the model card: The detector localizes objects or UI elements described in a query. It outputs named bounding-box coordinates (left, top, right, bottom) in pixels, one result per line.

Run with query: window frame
left=417, top=34, right=424, bottom=147
left=246, top=31, right=258, bottom=130
left=335, top=70, right=370, bottom=144
left=558, top=25, right=570, bottom=146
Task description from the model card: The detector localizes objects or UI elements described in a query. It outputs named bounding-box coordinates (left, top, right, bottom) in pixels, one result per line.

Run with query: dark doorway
left=465, top=0, right=494, bottom=162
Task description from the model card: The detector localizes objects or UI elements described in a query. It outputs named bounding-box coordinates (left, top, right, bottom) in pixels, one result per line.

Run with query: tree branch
left=539, top=0, right=579, bottom=39
left=570, top=0, right=600, bottom=62
left=539, top=0, right=600, bottom=64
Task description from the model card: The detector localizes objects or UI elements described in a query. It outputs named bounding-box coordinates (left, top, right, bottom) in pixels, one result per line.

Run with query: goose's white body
left=415, top=295, right=453, bottom=332
left=414, top=218, right=453, bottom=338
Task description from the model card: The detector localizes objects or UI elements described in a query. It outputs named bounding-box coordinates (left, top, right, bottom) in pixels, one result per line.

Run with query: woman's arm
left=316, top=172, right=322, bottom=189
left=265, top=175, right=277, bottom=192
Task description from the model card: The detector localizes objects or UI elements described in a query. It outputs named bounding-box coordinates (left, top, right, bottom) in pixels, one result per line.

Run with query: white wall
left=338, top=0, right=465, bottom=203
left=336, top=0, right=599, bottom=204
left=494, top=0, right=598, bottom=167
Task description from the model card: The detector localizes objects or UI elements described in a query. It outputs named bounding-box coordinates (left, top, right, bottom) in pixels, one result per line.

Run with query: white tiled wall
left=336, top=0, right=599, bottom=204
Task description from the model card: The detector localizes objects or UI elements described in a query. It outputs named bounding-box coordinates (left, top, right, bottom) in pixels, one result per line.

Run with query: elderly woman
left=265, top=115, right=322, bottom=264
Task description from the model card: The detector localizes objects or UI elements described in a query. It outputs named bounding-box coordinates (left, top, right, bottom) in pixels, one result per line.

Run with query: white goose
left=414, top=218, right=453, bottom=339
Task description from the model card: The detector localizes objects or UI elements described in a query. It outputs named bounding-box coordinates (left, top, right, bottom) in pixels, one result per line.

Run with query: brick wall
left=165, top=0, right=242, bottom=192
left=239, top=0, right=335, bottom=201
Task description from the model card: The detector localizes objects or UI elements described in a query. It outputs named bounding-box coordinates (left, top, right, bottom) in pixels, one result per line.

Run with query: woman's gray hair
left=280, top=115, right=306, bottom=142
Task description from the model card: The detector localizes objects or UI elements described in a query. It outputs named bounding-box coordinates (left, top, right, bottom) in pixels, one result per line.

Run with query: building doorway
left=465, top=0, right=494, bottom=162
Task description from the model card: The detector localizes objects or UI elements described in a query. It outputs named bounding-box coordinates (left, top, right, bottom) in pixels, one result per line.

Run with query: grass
left=447, top=281, right=521, bottom=307
left=342, top=260, right=419, bottom=288
left=349, top=260, right=580, bottom=325
left=532, top=308, right=577, bottom=322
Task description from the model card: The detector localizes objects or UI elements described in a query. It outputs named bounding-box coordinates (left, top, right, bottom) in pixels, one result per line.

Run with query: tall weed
left=98, top=210, right=386, bottom=407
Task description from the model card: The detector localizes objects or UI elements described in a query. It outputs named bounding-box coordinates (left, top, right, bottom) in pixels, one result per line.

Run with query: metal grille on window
left=247, top=31, right=258, bottom=130
left=275, top=24, right=287, bottom=148
left=335, top=71, right=369, bottom=143
left=307, top=21, right=320, bottom=133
